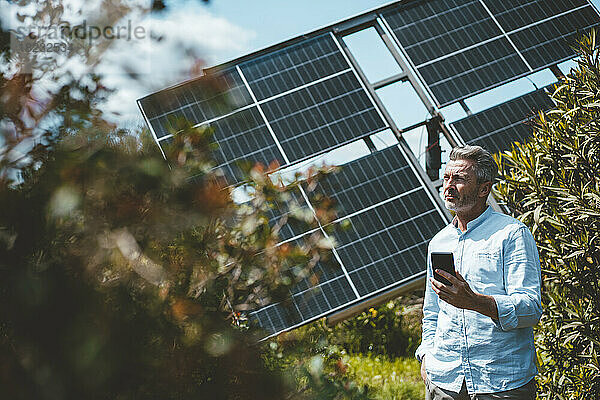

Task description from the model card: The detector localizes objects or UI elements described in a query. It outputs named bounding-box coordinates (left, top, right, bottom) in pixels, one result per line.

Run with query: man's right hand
left=420, top=355, right=427, bottom=384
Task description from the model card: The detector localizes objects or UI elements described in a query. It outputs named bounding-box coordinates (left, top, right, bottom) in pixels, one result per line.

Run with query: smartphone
left=431, top=252, right=456, bottom=286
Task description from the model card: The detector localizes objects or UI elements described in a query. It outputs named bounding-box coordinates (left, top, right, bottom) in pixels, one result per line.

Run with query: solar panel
left=382, top=0, right=528, bottom=105
left=450, top=86, right=555, bottom=152
left=311, top=144, right=419, bottom=218
left=239, top=34, right=349, bottom=101
left=138, top=67, right=252, bottom=139
left=250, top=146, right=447, bottom=335
left=485, top=0, right=589, bottom=31
left=149, top=106, right=285, bottom=184
left=507, top=5, right=600, bottom=70
left=383, top=0, right=502, bottom=67
left=335, top=190, right=444, bottom=296
left=251, top=263, right=356, bottom=334
left=206, top=107, right=286, bottom=183
left=382, top=0, right=600, bottom=106
left=260, top=71, right=386, bottom=162
left=263, top=187, right=314, bottom=242
left=139, top=33, right=387, bottom=184
left=416, top=37, right=529, bottom=106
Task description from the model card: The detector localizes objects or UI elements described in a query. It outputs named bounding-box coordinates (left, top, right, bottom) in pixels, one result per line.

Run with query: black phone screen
left=431, top=252, right=456, bottom=286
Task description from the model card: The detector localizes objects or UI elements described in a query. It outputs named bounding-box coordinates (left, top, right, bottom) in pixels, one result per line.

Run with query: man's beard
left=444, top=187, right=478, bottom=212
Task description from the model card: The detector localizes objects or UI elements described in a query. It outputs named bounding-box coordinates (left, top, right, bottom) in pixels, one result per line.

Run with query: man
left=416, top=145, right=542, bottom=400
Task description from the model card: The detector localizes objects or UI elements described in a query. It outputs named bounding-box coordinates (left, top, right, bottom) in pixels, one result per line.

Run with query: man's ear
left=478, top=181, right=492, bottom=198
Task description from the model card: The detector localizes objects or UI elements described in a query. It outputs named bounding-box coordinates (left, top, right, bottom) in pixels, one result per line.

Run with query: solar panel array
left=383, top=0, right=600, bottom=106
left=451, top=86, right=556, bottom=151
left=138, top=0, right=600, bottom=336
left=250, top=146, right=446, bottom=334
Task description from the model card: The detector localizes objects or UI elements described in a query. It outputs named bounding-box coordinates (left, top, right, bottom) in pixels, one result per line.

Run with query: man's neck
left=454, top=202, right=487, bottom=232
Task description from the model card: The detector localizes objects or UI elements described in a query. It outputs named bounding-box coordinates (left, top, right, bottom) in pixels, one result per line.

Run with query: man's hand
left=430, top=270, right=499, bottom=320
left=420, top=355, right=427, bottom=384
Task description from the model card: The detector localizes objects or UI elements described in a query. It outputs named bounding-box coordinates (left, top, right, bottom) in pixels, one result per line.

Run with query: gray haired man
left=416, top=145, right=542, bottom=400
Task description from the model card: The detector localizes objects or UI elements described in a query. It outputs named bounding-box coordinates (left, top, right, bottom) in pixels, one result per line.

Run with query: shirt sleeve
left=491, top=226, right=543, bottom=331
left=415, top=243, right=439, bottom=362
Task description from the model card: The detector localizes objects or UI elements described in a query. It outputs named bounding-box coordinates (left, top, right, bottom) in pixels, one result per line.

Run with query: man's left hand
left=430, top=270, right=498, bottom=320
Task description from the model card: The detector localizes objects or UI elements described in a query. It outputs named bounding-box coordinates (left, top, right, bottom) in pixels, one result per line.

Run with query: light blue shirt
left=415, top=206, right=542, bottom=394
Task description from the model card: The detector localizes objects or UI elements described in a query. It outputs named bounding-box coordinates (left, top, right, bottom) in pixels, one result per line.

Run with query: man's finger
left=437, top=269, right=460, bottom=286
left=430, top=278, right=454, bottom=301
left=430, top=279, right=449, bottom=298
left=430, top=277, right=448, bottom=292
left=429, top=278, right=440, bottom=293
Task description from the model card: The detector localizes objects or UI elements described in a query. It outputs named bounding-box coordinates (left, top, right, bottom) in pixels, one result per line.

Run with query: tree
left=0, top=1, right=364, bottom=398
left=494, top=31, right=600, bottom=400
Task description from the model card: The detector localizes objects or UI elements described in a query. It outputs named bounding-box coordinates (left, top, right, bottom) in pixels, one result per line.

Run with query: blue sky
left=199, top=0, right=398, bottom=63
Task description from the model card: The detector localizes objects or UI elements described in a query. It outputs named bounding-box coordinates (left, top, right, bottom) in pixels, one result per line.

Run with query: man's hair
left=449, top=145, right=498, bottom=183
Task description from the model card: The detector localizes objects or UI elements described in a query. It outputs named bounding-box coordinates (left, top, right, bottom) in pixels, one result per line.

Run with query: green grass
left=343, top=354, right=424, bottom=400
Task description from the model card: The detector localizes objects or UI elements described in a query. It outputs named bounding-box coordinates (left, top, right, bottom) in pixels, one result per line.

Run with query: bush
left=494, top=31, right=600, bottom=399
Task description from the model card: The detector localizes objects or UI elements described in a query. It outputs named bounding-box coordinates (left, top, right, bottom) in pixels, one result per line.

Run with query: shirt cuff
left=491, top=294, right=518, bottom=331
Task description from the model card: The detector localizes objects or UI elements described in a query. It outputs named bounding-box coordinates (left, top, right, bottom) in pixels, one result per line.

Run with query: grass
left=343, top=354, right=424, bottom=400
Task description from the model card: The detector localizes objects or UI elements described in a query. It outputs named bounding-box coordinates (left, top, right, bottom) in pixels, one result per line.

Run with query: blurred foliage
left=264, top=327, right=371, bottom=400
left=494, top=31, right=600, bottom=399
left=0, top=1, right=367, bottom=398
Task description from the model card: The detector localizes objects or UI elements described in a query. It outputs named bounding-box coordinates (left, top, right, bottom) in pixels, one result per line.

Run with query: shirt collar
left=451, top=205, right=493, bottom=233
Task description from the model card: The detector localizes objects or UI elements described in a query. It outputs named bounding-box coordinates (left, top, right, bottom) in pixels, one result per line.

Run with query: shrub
left=494, top=31, right=600, bottom=399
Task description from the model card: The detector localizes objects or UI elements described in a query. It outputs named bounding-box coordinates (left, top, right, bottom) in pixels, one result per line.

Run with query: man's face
left=442, top=159, right=481, bottom=212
